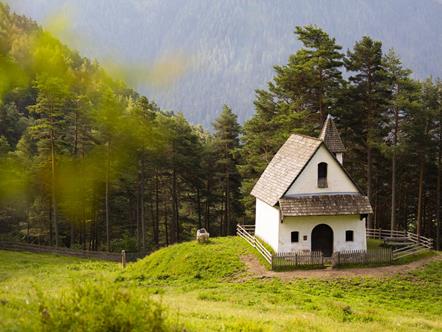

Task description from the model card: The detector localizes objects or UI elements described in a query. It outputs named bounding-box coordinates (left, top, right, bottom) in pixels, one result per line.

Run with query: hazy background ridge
left=7, top=0, right=442, bottom=127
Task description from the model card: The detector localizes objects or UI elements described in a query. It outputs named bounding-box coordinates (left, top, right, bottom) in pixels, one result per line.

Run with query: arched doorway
left=311, top=224, right=333, bottom=257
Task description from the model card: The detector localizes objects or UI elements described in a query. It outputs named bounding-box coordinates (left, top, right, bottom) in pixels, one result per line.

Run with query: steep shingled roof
left=250, top=134, right=322, bottom=206
left=279, top=194, right=373, bottom=217
left=319, top=114, right=346, bottom=153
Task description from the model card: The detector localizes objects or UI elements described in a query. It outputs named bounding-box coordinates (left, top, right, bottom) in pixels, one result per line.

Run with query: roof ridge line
left=291, top=133, right=322, bottom=141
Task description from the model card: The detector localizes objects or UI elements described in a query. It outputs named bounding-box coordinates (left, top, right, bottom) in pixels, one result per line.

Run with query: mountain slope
left=7, top=0, right=442, bottom=126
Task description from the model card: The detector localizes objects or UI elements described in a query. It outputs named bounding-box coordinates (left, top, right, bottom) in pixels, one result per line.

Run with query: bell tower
left=319, top=114, right=346, bottom=164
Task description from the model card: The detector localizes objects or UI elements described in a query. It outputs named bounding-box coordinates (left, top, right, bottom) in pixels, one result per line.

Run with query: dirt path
left=241, top=253, right=442, bottom=280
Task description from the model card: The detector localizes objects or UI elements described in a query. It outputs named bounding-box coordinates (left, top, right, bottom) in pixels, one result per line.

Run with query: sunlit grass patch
left=0, top=241, right=441, bottom=331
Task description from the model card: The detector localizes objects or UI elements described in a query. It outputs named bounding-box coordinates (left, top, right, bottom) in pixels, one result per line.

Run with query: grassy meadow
left=0, top=237, right=441, bottom=331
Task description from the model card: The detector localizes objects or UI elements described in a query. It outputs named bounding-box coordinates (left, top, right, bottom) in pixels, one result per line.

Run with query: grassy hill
left=124, top=236, right=252, bottom=282
left=1, top=238, right=442, bottom=331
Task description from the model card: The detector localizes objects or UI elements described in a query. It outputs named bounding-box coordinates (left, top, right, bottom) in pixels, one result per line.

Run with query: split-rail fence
left=366, top=228, right=433, bottom=260
left=0, top=241, right=143, bottom=262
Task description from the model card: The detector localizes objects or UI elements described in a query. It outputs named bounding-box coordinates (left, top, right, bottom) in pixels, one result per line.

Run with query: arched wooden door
left=311, top=224, right=333, bottom=257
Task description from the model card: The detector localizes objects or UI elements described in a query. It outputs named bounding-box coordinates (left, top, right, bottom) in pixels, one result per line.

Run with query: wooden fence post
left=121, top=250, right=127, bottom=268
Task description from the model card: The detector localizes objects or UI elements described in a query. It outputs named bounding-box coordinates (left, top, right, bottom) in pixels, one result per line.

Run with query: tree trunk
left=135, top=183, right=139, bottom=251
left=367, top=146, right=373, bottom=229
left=81, top=144, right=87, bottom=249
left=164, top=199, right=169, bottom=246
left=391, top=106, right=399, bottom=231
left=196, top=187, right=202, bottom=229
left=437, top=107, right=441, bottom=250
left=70, top=108, right=79, bottom=249
left=205, top=178, right=211, bottom=232
left=390, top=152, right=396, bottom=231
left=26, top=207, right=30, bottom=243
left=50, top=127, right=59, bottom=247
left=70, top=223, right=74, bottom=248
left=226, top=172, right=230, bottom=235
left=82, top=214, right=87, bottom=250
left=139, top=158, right=146, bottom=250
left=94, top=206, right=98, bottom=250
left=89, top=212, right=94, bottom=250
left=170, top=168, right=179, bottom=243
left=366, top=69, right=374, bottom=230
left=48, top=205, right=52, bottom=246
left=318, top=69, right=326, bottom=123
left=105, top=141, right=110, bottom=251
left=416, top=156, right=425, bottom=239
left=154, top=170, right=160, bottom=245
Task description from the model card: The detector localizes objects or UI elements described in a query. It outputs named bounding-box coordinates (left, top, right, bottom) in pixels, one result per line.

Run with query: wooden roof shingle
left=319, top=115, right=346, bottom=153
left=251, top=134, right=322, bottom=206
left=279, top=194, right=373, bottom=217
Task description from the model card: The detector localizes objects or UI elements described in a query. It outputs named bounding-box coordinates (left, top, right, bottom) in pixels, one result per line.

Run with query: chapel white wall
left=285, top=145, right=358, bottom=195
left=278, top=215, right=366, bottom=253
left=255, top=198, right=280, bottom=252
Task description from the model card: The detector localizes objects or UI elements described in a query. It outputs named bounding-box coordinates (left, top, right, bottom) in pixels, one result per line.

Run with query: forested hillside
left=0, top=3, right=441, bottom=252
left=0, top=3, right=243, bottom=251
left=7, top=0, right=442, bottom=126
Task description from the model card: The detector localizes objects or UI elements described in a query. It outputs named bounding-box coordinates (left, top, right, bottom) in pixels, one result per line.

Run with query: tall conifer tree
left=344, top=36, right=390, bottom=228
left=384, top=49, right=420, bottom=231
left=213, top=105, right=242, bottom=235
left=241, top=25, right=344, bottom=219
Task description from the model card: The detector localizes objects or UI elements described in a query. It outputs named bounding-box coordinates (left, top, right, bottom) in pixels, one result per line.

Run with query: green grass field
left=1, top=237, right=441, bottom=331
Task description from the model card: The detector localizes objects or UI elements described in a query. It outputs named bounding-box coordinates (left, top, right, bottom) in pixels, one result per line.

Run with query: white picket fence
left=332, top=248, right=393, bottom=266
left=236, top=224, right=325, bottom=269
left=237, top=225, right=433, bottom=268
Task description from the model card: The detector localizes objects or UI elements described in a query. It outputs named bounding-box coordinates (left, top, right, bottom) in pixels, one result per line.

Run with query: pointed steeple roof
left=319, top=114, right=346, bottom=153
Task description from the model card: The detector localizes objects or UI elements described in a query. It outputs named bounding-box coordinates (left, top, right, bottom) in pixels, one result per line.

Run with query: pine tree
left=403, top=79, right=438, bottom=237
left=28, top=74, right=71, bottom=246
left=436, top=79, right=442, bottom=249
left=277, top=25, right=344, bottom=123
left=343, top=36, right=390, bottom=228
left=383, top=49, right=420, bottom=231
left=241, top=26, right=344, bottom=220
left=212, top=105, right=243, bottom=235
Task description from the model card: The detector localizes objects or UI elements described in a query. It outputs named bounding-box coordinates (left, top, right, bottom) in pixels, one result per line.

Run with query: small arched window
left=318, top=162, right=328, bottom=188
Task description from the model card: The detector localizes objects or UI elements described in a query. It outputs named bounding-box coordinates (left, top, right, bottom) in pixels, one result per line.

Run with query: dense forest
left=0, top=4, right=441, bottom=251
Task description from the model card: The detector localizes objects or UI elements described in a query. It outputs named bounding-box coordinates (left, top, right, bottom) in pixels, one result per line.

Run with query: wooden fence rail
left=392, top=245, right=428, bottom=260
left=366, top=228, right=407, bottom=239
left=237, top=224, right=325, bottom=270
left=366, top=228, right=434, bottom=249
left=0, top=241, right=144, bottom=262
left=237, top=225, right=411, bottom=269
left=237, top=224, right=272, bottom=264
left=272, top=251, right=324, bottom=271
left=332, top=248, right=392, bottom=267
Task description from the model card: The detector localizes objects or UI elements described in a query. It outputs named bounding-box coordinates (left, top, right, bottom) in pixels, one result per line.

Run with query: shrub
left=38, top=282, right=168, bottom=332
left=110, top=233, right=138, bottom=252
